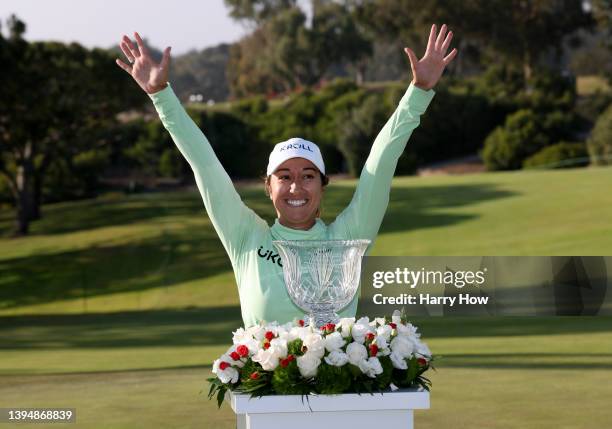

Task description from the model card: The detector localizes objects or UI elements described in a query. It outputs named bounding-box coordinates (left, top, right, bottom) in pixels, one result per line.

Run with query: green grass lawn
left=1, top=166, right=612, bottom=315
left=1, top=167, right=612, bottom=428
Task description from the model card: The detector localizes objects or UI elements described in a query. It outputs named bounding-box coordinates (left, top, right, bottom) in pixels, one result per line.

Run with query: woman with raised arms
left=116, top=24, right=457, bottom=327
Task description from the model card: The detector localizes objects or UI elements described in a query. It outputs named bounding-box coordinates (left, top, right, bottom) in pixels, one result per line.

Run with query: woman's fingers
left=443, top=48, right=458, bottom=65
left=426, top=24, right=436, bottom=54
left=440, top=30, right=453, bottom=54
left=120, top=41, right=135, bottom=63
left=403, top=47, right=418, bottom=68
left=115, top=58, right=132, bottom=74
left=160, top=46, right=172, bottom=71
left=122, top=35, right=140, bottom=58
left=435, top=24, right=447, bottom=51
left=134, top=32, right=149, bottom=57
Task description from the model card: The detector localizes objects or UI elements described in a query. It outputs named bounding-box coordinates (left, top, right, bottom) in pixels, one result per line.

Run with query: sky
left=0, top=0, right=250, bottom=54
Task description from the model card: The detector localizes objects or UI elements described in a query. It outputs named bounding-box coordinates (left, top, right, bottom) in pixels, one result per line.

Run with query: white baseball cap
left=266, top=137, right=326, bottom=176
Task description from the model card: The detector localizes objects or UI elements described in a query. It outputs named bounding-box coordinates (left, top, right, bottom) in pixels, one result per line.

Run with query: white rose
left=213, top=359, right=239, bottom=382
left=279, top=330, right=297, bottom=343
left=391, top=310, right=402, bottom=325
left=219, top=366, right=239, bottom=384
left=294, top=326, right=312, bottom=341
left=324, top=350, right=349, bottom=367
left=374, top=317, right=386, bottom=326
left=240, top=339, right=261, bottom=355
left=269, top=338, right=288, bottom=358
left=287, top=326, right=311, bottom=341
left=415, top=340, right=431, bottom=358
left=217, top=366, right=239, bottom=384
left=303, top=333, right=325, bottom=358
left=247, top=325, right=266, bottom=341
left=282, top=321, right=294, bottom=331
left=232, top=327, right=250, bottom=344
left=216, top=353, right=234, bottom=367
left=212, top=358, right=222, bottom=374
left=346, top=342, right=368, bottom=366
left=274, top=326, right=288, bottom=340
left=358, top=357, right=383, bottom=378
left=356, top=316, right=370, bottom=326
left=324, top=332, right=346, bottom=352
left=297, top=352, right=321, bottom=378
left=374, top=334, right=388, bottom=350
left=337, top=317, right=355, bottom=338
left=251, top=348, right=280, bottom=371
left=390, top=335, right=415, bottom=358
left=351, top=323, right=372, bottom=344
left=390, top=351, right=408, bottom=370
left=397, top=323, right=419, bottom=339
left=376, top=325, right=392, bottom=341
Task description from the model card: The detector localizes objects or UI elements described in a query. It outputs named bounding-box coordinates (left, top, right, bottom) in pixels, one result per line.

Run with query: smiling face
left=266, top=157, right=324, bottom=230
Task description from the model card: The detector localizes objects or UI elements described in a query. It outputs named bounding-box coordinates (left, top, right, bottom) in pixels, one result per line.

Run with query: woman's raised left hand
left=404, top=24, right=458, bottom=91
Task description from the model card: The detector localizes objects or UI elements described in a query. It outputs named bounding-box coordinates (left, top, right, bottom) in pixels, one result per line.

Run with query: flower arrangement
left=207, top=310, right=434, bottom=406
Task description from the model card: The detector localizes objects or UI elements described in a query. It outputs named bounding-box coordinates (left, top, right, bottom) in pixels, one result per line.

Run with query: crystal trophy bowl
left=272, top=239, right=371, bottom=327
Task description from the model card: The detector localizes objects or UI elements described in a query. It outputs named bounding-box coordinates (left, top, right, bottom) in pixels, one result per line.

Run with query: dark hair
left=263, top=172, right=329, bottom=196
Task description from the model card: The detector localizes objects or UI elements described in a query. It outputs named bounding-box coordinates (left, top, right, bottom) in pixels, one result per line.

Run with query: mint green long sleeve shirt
left=149, top=84, right=434, bottom=327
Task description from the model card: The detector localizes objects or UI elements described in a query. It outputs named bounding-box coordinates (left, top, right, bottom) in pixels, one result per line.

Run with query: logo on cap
left=279, top=143, right=314, bottom=153
left=266, top=137, right=325, bottom=176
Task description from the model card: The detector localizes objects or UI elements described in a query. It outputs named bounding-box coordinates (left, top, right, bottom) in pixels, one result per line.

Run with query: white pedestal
left=230, top=389, right=430, bottom=429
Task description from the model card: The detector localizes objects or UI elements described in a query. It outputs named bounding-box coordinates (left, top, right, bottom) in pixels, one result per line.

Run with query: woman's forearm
left=333, top=83, right=435, bottom=241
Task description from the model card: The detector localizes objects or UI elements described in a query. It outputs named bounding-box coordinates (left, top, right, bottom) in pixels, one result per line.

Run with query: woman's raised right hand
left=116, top=32, right=171, bottom=94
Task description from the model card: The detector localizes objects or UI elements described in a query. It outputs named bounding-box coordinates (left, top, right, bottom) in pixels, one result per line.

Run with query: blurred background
left=1, top=1, right=612, bottom=428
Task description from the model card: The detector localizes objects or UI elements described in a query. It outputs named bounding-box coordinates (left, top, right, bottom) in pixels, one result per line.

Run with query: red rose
left=265, top=331, right=275, bottom=341
left=219, top=361, right=230, bottom=371
left=250, top=372, right=259, bottom=380
left=230, top=351, right=240, bottom=361
left=280, top=358, right=289, bottom=368
left=236, top=345, right=249, bottom=357
left=389, top=322, right=397, bottom=329
left=365, top=332, right=375, bottom=342
left=287, top=354, right=294, bottom=362
left=369, top=344, right=379, bottom=357
left=263, top=342, right=270, bottom=350
left=417, top=357, right=428, bottom=366
left=325, top=323, right=336, bottom=331
left=298, top=319, right=305, bottom=327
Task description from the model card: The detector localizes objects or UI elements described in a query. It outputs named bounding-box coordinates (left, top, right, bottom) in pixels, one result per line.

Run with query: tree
left=337, top=93, right=388, bottom=176
left=587, top=102, right=612, bottom=165
left=481, top=108, right=578, bottom=170
left=224, top=0, right=298, bottom=23
left=226, top=1, right=371, bottom=96
left=352, top=0, right=595, bottom=86
left=0, top=15, right=144, bottom=234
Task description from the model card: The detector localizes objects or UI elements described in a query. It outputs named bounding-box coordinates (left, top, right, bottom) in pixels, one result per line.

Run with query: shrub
left=158, top=148, right=186, bottom=178
left=523, top=142, right=589, bottom=169
left=44, top=147, right=111, bottom=202
left=230, top=96, right=269, bottom=117
left=336, top=93, right=389, bottom=176
left=520, top=69, right=577, bottom=112
left=409, top=86, right=505, bottom=168
left=481, top=109, right=548, bottom=170
left=196, top=110, right=270, bottom=178
left=125, top=120, right=174, bottom=176
left=587, top=103, right=612, bottom=166
left=482, top=108, right=580, bottom=171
